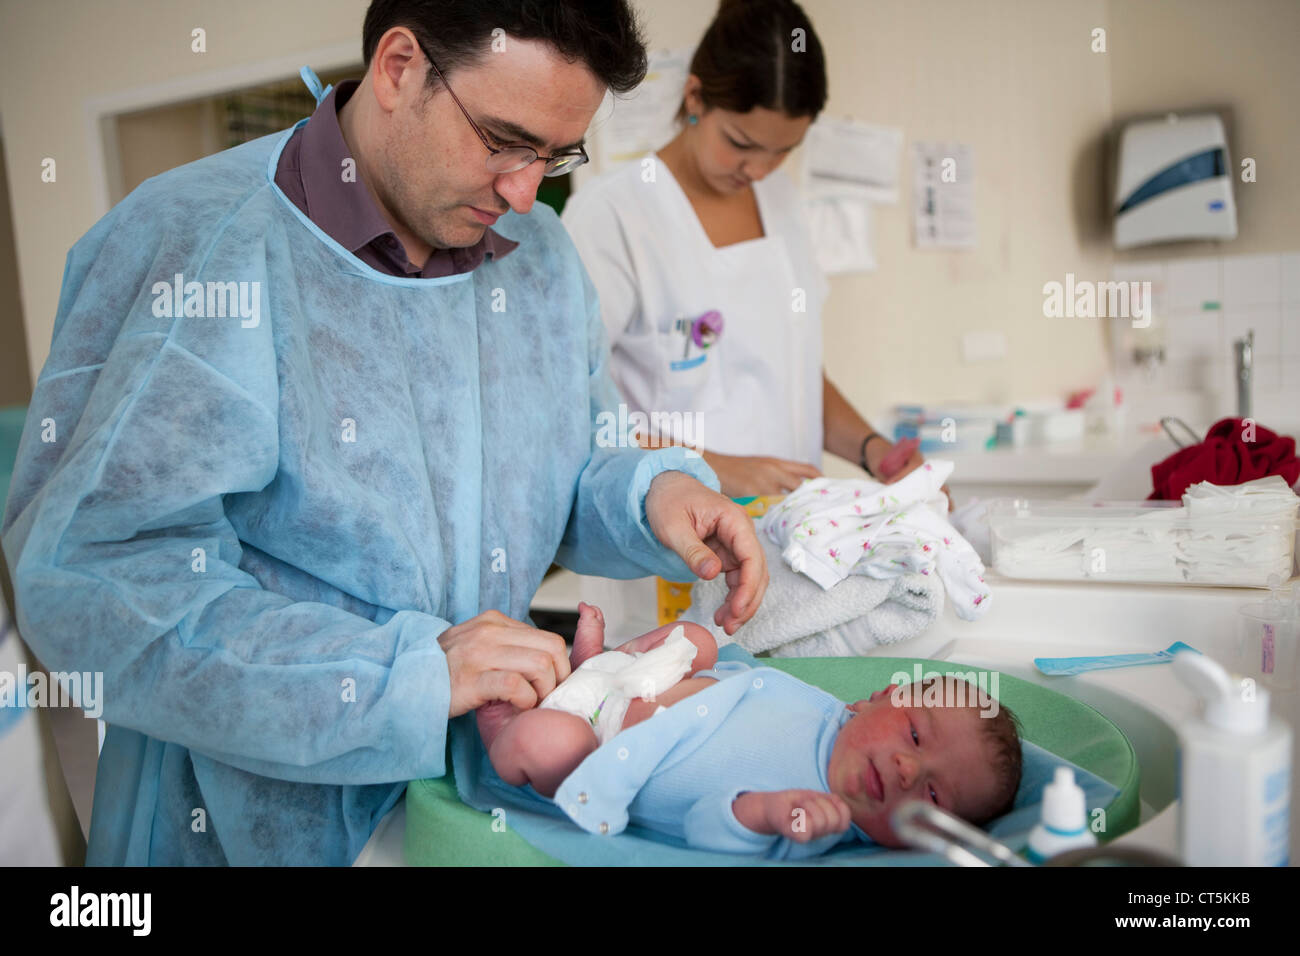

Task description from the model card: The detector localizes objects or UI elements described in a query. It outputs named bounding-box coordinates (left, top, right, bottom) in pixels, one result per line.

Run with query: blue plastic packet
left=1034, top=641, right=1200, bottom=676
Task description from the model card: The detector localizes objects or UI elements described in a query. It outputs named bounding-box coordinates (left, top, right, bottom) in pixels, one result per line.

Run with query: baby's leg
left=477, top=601, right=610, bottom=753
left=475, top=700, right=520, bottom=755
left=608, top=620, right=720, bottom=731
left=573, top=604, right=717, bottom=674
left=486, top=708, right=599, bottom=798
left=611, top=620, right=718, bottom=674
left=621, top=676, right=718, bottom=731
left=481, top=610, right=718, bottom=792
left=571, top=601, right=607, bottom=668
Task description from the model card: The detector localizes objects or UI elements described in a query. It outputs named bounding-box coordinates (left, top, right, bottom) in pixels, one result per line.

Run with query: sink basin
left=1082, top=434, right=1178, bottom=500
left=1084, top=420, right=1300, bottom=502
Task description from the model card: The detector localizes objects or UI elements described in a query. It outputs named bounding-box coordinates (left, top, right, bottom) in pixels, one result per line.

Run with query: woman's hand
left=865, top=436, right=922, bottom=483
left=701, top=450, right=821, bottom=498
left=863, top=437, right=953, bottom=511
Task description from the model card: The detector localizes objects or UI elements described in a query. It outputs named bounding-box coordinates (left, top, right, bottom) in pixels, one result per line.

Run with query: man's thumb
left=651, top=497, right=722, bottom=577
left=681, top=540, right=720, bottom=578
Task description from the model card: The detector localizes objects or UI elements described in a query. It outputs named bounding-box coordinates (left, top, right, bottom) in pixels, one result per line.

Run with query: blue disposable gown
left=1, top=119, right=717, bottom=865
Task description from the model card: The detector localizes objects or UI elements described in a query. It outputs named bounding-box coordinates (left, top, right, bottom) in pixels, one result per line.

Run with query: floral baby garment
left=761, top=461, right=991, bottom=621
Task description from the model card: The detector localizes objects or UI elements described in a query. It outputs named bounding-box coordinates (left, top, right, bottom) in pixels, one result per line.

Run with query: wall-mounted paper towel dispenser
left=1114, top=113, right=1237, bottom=249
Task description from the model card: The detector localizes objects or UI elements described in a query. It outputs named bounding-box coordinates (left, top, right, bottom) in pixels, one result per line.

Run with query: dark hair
left=976, top=700, right=1024, bottom=823
left=909, top=676, right=1024, bottom=825
left=362, top=0, right=648, bottom=95
left=681, top=0, right=827, bottom=122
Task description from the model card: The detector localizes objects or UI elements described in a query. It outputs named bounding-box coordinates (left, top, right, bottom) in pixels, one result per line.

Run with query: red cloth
left=1149, top=418, right=1300, bottom=500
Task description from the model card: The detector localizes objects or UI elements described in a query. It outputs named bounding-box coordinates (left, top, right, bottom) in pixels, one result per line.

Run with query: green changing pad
left=405, top=654, right=1139, bottom=866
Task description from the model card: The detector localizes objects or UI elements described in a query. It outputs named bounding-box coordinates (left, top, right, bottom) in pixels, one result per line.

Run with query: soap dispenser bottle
left=1026, top=766, right=1098, bottom=863
left=1173, top=650, right=1291, bottom=866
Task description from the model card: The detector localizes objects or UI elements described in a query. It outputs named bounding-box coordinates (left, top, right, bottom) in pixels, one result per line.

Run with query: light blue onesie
left=553, top=662, right=872, bottom=860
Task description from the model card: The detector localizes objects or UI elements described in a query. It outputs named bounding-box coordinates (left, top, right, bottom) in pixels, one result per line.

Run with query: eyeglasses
left=415, top=38, right=589, bottom=178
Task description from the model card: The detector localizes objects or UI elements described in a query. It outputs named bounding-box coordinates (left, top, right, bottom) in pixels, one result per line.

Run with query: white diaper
left=539, top=625, right=698, bottom=744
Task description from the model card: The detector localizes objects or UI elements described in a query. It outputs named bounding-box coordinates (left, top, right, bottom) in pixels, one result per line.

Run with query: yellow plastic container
left=656, top=494, right=785, bottom=626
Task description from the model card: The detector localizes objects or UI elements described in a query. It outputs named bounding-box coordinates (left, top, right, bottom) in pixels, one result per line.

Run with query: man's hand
left=438, top=609, right=571, bottom=717
left=732, top=789, right=852, bottom=843
left=644, top=470, right=768, bottom=635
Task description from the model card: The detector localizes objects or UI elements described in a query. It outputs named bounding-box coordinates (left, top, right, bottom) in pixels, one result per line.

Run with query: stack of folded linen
left=761, top=460, right=992, bottom=622
left=681, top=530, right=944, bottom=657
left=991, top=475, right=1299, bottom=585
left=1178, top=476, right=1298, bottom=583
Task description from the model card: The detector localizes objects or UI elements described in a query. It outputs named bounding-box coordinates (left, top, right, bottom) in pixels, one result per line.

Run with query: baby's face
left=827, top=684, right=1004, bottom=847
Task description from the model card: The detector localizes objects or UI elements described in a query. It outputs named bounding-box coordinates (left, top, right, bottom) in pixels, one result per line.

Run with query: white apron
left=563, top=156, right=829, bottom=639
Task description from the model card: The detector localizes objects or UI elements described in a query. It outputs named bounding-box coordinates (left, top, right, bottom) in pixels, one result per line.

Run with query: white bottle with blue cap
left=1026, top=766, right=1098, bottom=863
left=1174, top=650, right=1291, bottom=866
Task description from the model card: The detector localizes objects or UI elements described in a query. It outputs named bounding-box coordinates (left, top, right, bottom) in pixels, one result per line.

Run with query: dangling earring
left=687, top=114, right=699, bottom=126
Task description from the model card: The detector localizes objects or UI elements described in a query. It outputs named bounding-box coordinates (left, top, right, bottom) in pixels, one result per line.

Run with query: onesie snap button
left=753, top=677, right=764, bottom=689
left=696, top=704, right=708, bottom=717
left=599, top=822, right=609, bottom=835
left=578, top=792, right=588, bottom=804
left=617, top=747, right=629, bottom=760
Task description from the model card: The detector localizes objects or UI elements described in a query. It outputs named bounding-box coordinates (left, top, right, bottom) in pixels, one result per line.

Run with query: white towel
left=761, top=463, right=992, bottom=621
left=681, top=531, right=943, bottom=656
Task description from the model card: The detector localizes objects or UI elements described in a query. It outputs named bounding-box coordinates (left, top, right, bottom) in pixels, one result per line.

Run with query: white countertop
left=887, top=570, right=1278, bottom=660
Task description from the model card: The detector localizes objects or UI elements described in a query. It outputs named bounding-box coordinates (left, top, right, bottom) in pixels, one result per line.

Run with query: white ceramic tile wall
left=1277, top=253, right=1300, bottom=304
left=1223, top=254, right=1282, bottom=307
left=1163, top=310, right=1221, bottom=353
left=1164, top=257, right=1221, bottom=312
left=1115, top=250, right=1300, bottom=427
left=1224, top=305, right=1281, bottom=360
left=1283, top=300, right=1300, bottom=357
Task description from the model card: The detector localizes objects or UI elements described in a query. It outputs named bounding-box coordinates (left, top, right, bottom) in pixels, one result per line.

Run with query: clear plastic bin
left=988, top=498, right=1298, bottom=587
left=1237, top=598, right=1298, bottom=691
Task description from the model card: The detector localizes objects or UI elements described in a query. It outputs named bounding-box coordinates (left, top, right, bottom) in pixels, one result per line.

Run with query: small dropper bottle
left=1026, top=766, right=1098, bottom=863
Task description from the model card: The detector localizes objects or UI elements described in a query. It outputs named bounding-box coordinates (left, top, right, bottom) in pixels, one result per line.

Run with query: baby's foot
left=476, top=700, right=520, bottom=753
left=571, top=601, right=607, bottom=670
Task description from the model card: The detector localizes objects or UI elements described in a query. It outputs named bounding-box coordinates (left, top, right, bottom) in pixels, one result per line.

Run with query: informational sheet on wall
left=803, top=117, right=903, bottom=203
left=801, top=117, right=901, bottom=275
left=805, top=197, right=877, bottom=274
left=593, top=48, right=691, bottom=168
left=912, top=142, right=976, bottom=248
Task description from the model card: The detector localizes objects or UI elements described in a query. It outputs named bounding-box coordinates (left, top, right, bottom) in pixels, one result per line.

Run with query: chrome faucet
left=1235, top=330, right=1253, bottom=419
left=890, top=800, right=1033, bottom=867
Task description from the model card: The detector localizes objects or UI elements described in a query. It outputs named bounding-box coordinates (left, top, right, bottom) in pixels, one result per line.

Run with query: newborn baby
left=477, top=603, right=1022, bottom=856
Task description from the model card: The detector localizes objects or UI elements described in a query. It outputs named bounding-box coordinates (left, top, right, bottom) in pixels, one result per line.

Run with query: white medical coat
left=563, top=156, right=829, bottom=467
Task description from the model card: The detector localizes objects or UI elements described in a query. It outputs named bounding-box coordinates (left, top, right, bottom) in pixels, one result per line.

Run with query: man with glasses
left=2, top=0, right=767, bottom=865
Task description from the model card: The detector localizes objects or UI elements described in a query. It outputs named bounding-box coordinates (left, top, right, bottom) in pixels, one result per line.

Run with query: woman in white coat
left=562, top=0, right=934, bottom=634
left=565, top=0, right=925, bottom=495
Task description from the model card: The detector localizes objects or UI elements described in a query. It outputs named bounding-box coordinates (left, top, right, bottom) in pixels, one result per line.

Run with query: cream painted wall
left=804, top=0, right=1113, bottom=436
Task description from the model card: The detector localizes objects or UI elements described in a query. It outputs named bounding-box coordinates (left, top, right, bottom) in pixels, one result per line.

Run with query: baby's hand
left=735, top=789, right=852, bottom=843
